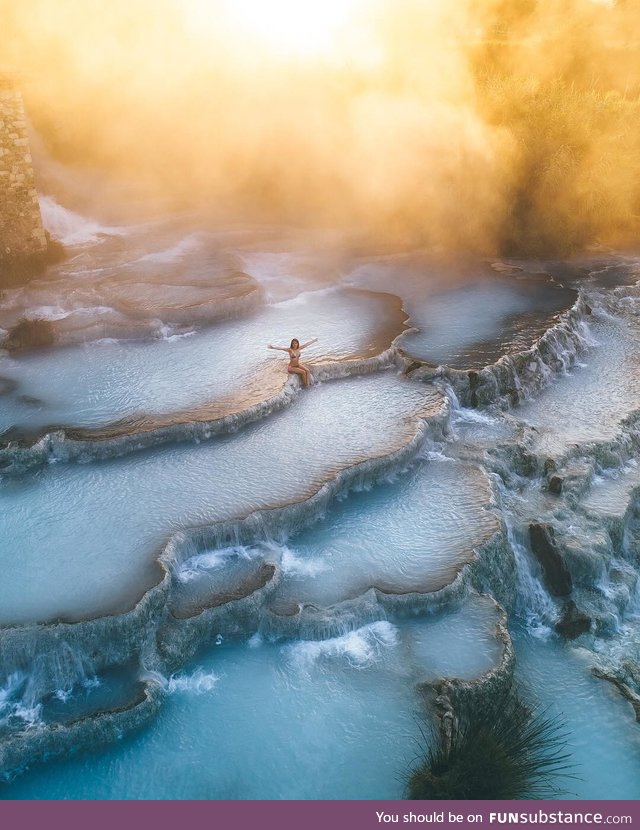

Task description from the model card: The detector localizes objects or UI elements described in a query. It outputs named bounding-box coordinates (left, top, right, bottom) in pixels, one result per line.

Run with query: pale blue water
left=0, top=373, right=433, bottom=624
left=347, top=261, right=576, bottom=369
left=399, top=281, right=575, bottom=369
left=517, top=316, right=640, bottom=457
left=0, top=602, right=502, bottom=800
left=0, top=288, right=397, bottom=433
left=2, top=218, right=640, bottom=801
left=0, top=664, right=141, bottom=741
left=240, top=458, right=496, bottom=607
left=583, top=462, right=640, bottom=518
left=514, top=630, right=640, bottom=800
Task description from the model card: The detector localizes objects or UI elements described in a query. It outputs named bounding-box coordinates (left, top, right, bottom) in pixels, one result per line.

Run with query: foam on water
left=278, top=544, right=327, bottom=577
left=0, top=288, right=400, bottom=434
left=1, top=602, right=502, bottom=799
left=0, top=373, right=431, bottom=624
left=170, top=544, right=272, bottom=617
left=0, top=673, right=42, bottom=732
left=42, top=670, right=140, bottom=727
left=176, top=545, right=262, bottom=583
left=448, top=397, right=519, bottom=447
left=285, top=621, right=399, bottom=670
left=0, top=664, right=142, bottom=739
left=164, top=669, right=220, bottom=695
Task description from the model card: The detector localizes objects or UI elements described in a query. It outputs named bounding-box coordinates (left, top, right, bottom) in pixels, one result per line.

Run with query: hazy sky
left=1, top=0, right=637, bottom=254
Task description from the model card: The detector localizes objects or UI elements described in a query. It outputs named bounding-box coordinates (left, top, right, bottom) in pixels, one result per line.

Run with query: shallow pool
left=0, top=288, right=401, bottom=434
left=514, top=630, right=640, bottom=800
left=0, top=600, right=502, bottom=800
left=0, top=373, right=435, bottom=624
left=516, top=316, right=640, bottom=458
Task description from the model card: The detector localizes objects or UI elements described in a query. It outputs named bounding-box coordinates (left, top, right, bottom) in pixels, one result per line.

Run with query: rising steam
left=1, top=0, right=638, bottom=255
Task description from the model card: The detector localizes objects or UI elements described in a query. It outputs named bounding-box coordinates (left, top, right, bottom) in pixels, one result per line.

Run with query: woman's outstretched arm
left=267, top=344, right=290, bottom=351
left=299, top=338, right=318, bottom=350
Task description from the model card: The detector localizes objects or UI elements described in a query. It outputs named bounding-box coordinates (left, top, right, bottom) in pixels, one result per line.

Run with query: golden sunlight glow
left=185, top=0, right=361, bottom=57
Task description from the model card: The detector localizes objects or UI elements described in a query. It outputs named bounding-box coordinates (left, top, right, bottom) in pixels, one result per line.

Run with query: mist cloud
left=2, top=0, right=638, bottom=255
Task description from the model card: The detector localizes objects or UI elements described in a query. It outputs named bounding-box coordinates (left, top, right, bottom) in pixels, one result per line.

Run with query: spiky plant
left=406, top=687, right=573, bottom=800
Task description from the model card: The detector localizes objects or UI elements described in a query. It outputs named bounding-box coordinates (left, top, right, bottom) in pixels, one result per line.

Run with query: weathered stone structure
left=0, top=76, right=48, bottom=282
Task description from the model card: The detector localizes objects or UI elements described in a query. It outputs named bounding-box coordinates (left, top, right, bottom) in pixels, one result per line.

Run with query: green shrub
left=406, top=687, right=572, bottom=800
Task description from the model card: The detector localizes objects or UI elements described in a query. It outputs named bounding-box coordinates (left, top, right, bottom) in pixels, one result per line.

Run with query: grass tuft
left=406, top=687, right=573, bottom=800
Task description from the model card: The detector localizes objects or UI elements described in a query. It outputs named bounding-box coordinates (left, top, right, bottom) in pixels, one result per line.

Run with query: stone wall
left=0, top=77, right=48, bottom=274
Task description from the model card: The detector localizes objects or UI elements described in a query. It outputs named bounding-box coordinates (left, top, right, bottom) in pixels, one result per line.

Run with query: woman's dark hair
left=290, top=338, right=299, bottom=349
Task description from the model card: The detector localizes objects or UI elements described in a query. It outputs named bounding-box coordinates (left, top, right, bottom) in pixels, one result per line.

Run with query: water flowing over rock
left=3, top=234, right=640, bottom=797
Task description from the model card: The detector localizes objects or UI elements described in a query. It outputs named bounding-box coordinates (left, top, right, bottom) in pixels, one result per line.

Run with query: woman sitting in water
left=267, top=337, right=318, bottom=388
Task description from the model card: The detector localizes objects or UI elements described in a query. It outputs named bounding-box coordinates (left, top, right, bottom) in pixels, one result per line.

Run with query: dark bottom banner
left=1, top=801, right=638, bottom=830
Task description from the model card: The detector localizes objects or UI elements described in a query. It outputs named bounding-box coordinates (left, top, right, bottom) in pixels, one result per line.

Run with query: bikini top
left=289, top=349, right=300, bottom=360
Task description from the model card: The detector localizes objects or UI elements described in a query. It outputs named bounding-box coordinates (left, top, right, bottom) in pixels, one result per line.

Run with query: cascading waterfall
left=2, top=214, right=640, bottom=798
